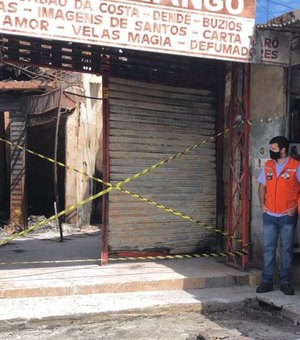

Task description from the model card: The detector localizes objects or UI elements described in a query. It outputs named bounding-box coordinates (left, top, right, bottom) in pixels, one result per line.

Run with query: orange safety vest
left=264, top=157, right=300, bottom=214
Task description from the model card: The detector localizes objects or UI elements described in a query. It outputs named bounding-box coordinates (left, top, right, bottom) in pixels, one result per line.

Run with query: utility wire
left=1, top=61, right=59, bottom=81
left=267, top=0, right=294, bottom=10
left=258, top=0, right=295, bottom=23
left=64, top=90, right=104, bottom=101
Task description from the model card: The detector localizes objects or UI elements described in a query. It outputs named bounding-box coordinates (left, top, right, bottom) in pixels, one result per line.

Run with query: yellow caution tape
left=0, top=120, right=251, bottom=247
left=0, top=188, right=111, bottom=246
left=108, top=252, right=233, bottom=262
left=0, top=250, right=249, bottom=266
left=103, top=87, right=109, bottom=98
left=0, top=133, right=245, bottom=243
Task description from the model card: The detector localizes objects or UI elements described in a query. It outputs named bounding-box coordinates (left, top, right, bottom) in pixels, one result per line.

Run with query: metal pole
left=53, top=89, right=64, bottom=242
left=100, top=56, right=110, bottom=265
left=242, top=63, right=251, bottom=270
left=216, top=64, right=226, bottom=253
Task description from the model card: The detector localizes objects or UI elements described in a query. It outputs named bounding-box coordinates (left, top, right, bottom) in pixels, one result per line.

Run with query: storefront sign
left=250, top=29, right=292, bottom=66
left=0, top=0, right=258, bottom=63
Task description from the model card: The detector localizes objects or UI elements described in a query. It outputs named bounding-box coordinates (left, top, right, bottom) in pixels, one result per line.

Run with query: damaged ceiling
left=0, top=63, right=77, bottom=126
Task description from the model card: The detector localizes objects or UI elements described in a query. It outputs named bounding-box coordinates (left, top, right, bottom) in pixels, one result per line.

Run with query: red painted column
left=227, top=62, right=251, bottom=270
left=100, top=56, right=110, bottom=265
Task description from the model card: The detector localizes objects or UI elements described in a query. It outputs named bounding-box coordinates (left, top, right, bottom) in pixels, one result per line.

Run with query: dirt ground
left=1, top=300, right=300, bottom=340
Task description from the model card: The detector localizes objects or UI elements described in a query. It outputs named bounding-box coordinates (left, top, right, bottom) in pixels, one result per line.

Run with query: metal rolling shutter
left=10, top=112, right=27, bottom=227
left=108, top=77, right=217, bottom=254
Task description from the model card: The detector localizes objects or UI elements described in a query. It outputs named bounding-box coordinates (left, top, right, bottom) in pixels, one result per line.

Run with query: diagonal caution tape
left=117, top=191, right=244, bottom=243
left=0, top=250, right=249, bottom=266
left=115, top=118, right=251, bottom=187
left=0, top=121, right=237, bottom=189
left=0, top=120, right=252, bottom=246
left=0, top=188, right=111, bottom=246
left=114, top=127, right=233, bottom=188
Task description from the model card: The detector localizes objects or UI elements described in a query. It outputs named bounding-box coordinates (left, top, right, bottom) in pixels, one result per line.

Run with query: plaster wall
left=249, top=64, right=287, bottom=267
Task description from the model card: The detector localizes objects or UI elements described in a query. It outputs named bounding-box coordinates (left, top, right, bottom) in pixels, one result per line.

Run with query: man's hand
left=261, top=204, right=269, bottom=213
left=285, top=204, right=298, bottom=217
left=259, top=184, right=267, bottom=213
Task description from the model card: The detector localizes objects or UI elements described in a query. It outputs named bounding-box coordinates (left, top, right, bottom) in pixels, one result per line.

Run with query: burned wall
left=65, top=73, right=103, bottom=227
left=0, top=113, right=6, bottom=214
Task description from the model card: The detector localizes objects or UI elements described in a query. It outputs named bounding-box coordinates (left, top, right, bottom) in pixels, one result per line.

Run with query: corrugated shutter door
left=10, top=112, right=27, bottom=227
left=108, top=77, right=217, bottom=254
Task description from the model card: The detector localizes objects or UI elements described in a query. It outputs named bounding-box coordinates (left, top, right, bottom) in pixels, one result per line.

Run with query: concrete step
left=2, top=230, right=300, bottom=328
left=0, top=229, right=261, bottom=299
left=1, top=286, right=300, bottom=326
left=0, top=258, right=261, bottom=299
left=0, top=286, right=257, bottom=322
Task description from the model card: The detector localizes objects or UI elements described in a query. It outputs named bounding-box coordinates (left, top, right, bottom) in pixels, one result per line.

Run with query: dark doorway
left=26, top=118, right=66, bottom=217
left=0, top=112, right=10, bottom=222
left=289, top=99, right=300, bottom=143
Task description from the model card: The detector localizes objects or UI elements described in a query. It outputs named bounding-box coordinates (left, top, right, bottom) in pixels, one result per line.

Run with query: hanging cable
left=63, top=90, right=104, bottom=101
left=0, top=61, right=58, bottom=81
left=268, top=0, right=294, bottom=10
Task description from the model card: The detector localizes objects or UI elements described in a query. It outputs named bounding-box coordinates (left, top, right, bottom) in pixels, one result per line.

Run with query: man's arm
left=258, top=184, right=268, bottom=213
left=280, top=163, right=300, bottom=216
left=283, top=163, right=300, bottom=216
left=297, top=165, right=300, bottom=216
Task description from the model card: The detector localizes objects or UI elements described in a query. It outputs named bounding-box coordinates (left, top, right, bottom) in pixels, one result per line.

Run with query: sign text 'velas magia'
left=0, top=0, right=292, bottom=65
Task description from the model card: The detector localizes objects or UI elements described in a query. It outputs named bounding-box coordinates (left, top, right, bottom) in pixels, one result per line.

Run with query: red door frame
left=226, top=62, right=251, bottom=270
left=100, top=56, right=110, bottom=265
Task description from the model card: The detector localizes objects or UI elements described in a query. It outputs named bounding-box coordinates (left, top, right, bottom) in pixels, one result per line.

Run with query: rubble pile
left=27, top=215, right=58, bottom=231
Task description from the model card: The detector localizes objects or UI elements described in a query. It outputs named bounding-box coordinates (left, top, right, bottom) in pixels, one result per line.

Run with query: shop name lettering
left=0, top=0, right=280, bottom=62
left=258, top=38, right=280, bottom=60
left=0, top=0, right=246, bottom=15
left=0, top=4, right=244, bottom=47
left=262, top=38, right=279, bottom=59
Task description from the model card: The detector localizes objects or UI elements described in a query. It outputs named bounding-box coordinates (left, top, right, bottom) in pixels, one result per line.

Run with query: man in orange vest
left=256, top=136, right=300, bottom=295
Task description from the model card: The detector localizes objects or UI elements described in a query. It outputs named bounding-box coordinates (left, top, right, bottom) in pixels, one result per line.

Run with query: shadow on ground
left=0, top=226, right=101, bottom=270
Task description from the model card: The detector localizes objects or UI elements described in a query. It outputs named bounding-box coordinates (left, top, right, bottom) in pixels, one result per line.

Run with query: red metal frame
left=226, top=62, right=251, bottom=270
left=216, top=66, right=226, bottom=253
left=100, top=56, right=110, bottom=265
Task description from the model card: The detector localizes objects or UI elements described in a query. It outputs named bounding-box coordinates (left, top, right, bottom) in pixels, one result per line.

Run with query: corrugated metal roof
left=256, top=10, right=300, bottom=31
left=0, top=80, right=55, bottom=92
